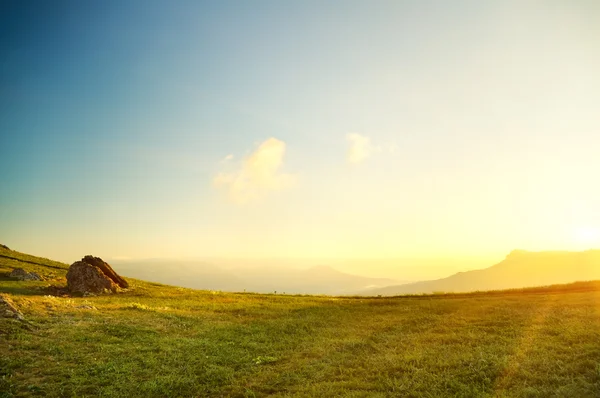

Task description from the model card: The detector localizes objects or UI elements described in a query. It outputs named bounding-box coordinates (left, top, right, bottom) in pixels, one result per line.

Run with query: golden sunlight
left=573, top=226, right=600, bottom=246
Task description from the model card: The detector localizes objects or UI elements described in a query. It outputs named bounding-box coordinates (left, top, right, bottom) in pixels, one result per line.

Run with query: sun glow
left=573, top=227, right=600, bottom=247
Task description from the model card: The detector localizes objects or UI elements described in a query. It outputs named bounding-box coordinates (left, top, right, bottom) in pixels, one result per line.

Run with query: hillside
left=113, top=260, right=398, bottom=295
left=366, top=249, right=600, bottom=296
left=1, top=246, right=600, bottom=397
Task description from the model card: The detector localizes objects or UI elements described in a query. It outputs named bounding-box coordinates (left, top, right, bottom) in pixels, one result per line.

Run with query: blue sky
left=1, top=1, right=599, bottom=263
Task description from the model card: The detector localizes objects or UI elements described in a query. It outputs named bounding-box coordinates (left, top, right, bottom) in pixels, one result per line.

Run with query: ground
left=1, top=247, right=599, bottom=397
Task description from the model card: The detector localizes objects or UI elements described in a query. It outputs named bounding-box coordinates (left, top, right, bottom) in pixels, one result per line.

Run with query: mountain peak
left=505, top=249, right=582, bottom=260
left=506, top=249, right=528, bottom=259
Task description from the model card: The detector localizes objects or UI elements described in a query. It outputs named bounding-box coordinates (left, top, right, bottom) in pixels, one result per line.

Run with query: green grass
left=1, top=246, right=599, bottom=397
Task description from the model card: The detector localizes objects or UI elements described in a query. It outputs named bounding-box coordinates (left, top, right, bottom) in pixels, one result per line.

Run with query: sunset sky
left=1, top=1, right=599, bottom=264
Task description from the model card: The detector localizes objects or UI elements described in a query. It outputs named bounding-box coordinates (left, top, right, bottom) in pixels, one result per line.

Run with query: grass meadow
left=1, top=248, right=600, bottom=397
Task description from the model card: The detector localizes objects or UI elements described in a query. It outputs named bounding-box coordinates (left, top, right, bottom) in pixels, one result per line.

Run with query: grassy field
left=1, top=247, right=600, bottom=397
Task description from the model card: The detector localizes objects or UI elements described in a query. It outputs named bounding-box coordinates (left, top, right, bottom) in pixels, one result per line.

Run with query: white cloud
left=346, top=133, right=397, bottom=164
left=346, top=133, right=378, bottom=164
left=214, top=138, right=295, bottom=204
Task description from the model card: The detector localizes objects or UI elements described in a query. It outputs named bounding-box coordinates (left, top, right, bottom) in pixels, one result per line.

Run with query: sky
left=1, top=1, right=600, bottom=265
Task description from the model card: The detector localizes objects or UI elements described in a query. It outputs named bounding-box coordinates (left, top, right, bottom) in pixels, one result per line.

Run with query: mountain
left=113, top=260, right=398, bottom=295
left=365, top=249, right=600, bottom=296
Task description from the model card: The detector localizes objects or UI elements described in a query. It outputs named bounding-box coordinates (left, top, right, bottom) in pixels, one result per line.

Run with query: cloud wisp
left=346, top=133, right=379, bottom=164
left=214, top=138, right=295, bottom=204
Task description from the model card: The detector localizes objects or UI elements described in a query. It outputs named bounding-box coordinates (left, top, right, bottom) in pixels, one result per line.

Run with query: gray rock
left=9, top=268, right=44, bottom=281
left=0, top=294, right=25, bottom=320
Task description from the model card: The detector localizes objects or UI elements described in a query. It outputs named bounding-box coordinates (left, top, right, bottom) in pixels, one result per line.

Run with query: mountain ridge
left=364, top=249, right=600, bottom=296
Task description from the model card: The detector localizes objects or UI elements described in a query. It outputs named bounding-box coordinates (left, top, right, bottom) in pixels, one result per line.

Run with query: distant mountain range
left=113, top=250, right=600, bottom=296
left=364, top=250, right=600, bottom=296
left=113, top=260, right=399, bottom=295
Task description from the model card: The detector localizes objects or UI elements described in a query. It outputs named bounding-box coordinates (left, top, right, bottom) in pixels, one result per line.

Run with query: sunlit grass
left=1, top=247, right=599, bottom=397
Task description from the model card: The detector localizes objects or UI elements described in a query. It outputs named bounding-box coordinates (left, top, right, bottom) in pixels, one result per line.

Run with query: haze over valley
left=108, top=249, right=600, bottom=295
left=112, top=259, right=401, bottom=295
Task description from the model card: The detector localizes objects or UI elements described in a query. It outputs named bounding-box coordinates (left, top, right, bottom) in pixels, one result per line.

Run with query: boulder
left=0, top=294, right=25, bottom=320
left=81, top=255, right=129, bottom=288
left=67, top=261, right=118, bottom=294
left=9, top=268, right=44, bottom=281
left=66, top=255, right=128, bottom=295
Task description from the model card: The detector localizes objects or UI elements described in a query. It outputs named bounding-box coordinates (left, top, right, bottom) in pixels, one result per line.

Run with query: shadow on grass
left=0, top=284, right=48, bottom=297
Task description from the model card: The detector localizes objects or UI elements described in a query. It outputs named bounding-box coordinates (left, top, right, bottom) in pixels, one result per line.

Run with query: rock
left=81, top=255, right=129, bottom=288
left=0, top=294, right=25, bottom=320
left=66, top=261, right=118, bottom=294
left=9, top=268, right=44, bottom=281
left=66, top=255, right=128, bottom=295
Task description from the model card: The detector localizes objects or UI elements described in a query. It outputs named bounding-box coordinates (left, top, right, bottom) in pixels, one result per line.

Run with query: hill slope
left=1, top=246, right=600, bottom=397
left=366, top=249, right=600, bottom=296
